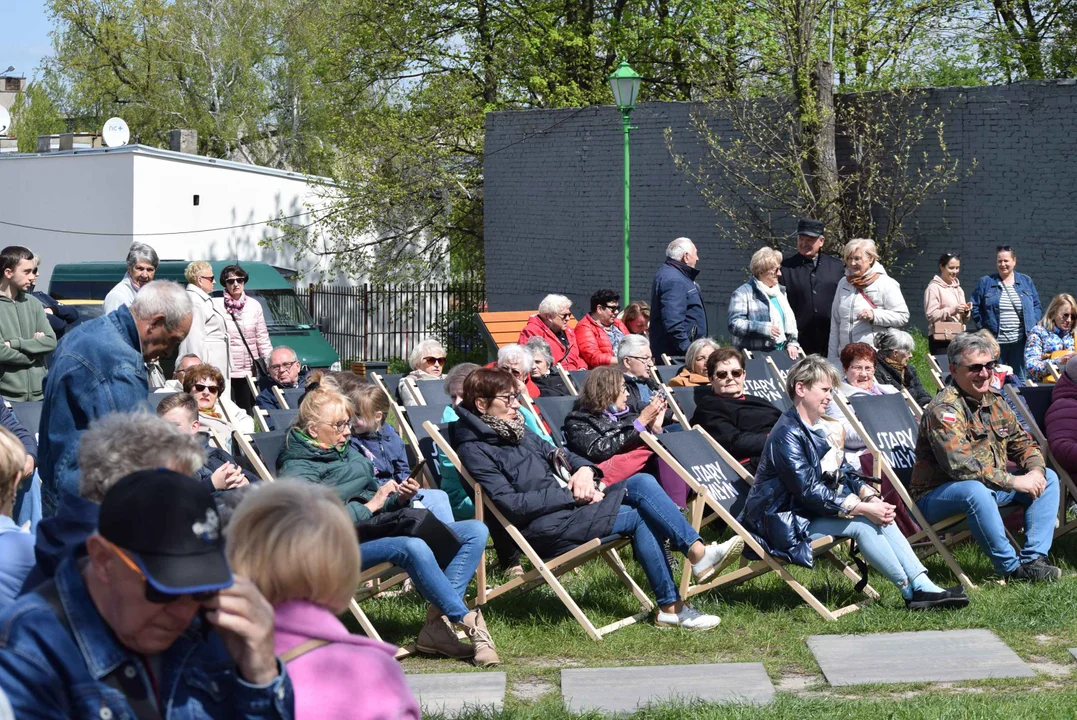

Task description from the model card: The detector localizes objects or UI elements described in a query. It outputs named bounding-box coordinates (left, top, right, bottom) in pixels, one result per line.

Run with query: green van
left=48, top=260, right=341, bottom=370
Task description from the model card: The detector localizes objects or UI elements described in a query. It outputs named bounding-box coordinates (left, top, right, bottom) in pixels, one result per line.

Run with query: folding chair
left=405, top=378, right=453, bottom=407
left=653, top=365, right=680, bottom=385
left=835, top=393, right=976, bottom=588
left=267, top=408, right=299, bottom=431
left=556, top=365, right=579, bottom=396
left=567, top=369, right=590, bottom=393
left=534, top=395, right=576, bottom=447
left=234, top=429, right=289, bottom=483
left=743, top=356, right=792, bottom=412
left=402, top=405, right=452, bottom=487
left=1005, top=384, right=1077, bottom=537
left=665, top=386, right=708, bottom=428
left=642, top=427, right=880, bottom=620
left=426, top=422, right=655, bottom=641
left=927, top=353, right=950, bottom=390
left=762, top=351, right=796, bottom=384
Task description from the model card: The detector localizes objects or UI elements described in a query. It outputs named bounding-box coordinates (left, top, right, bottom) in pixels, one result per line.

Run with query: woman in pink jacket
left=218, top=263, right=274, bottom=411
left=923, top=253, right=971, bottom=354
left=227, top=481, right=420, bottom=720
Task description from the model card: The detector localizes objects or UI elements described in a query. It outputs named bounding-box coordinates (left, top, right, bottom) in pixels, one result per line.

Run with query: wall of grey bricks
left=483, top=80, right=1077, bottom=336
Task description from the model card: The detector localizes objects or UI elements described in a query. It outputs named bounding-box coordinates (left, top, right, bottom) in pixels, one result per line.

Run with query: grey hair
left=666, top=237, right=694, bottom=261
left=616, top=334, right=650, bottom=364
left=126, top=242, right=159, bottom=270
left=684, top=338, right=720, bottom=370
left=444, top=362, right=481, bottom=399
left=129, top=280, right=193, bottom=330
left=78, top=412, right=205, bottom=503
left=843, top=238, right=878, bottom=262
left=407, top=338, right=446, bottom=371
left=497, top=343, right=534, bottom=373
left=749, top=247, right=783, bottom=278
left=270, top=345, right=297, bottom=363
left=524, top=336, right=554, bottom=367
left=179, top=353, right=201, bottom=364
left=874, top=328, right=915, bottom=357
left=947, top=332, right=996, bottom=369
left=785, top=354, right=842, bottom=399
left=538, top=294, right=571, bottom=316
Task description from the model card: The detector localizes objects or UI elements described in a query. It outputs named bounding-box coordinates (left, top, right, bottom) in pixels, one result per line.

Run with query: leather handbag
left=356, top=507, right=462, bottom=569
left=930, top=321, right=964, bottom=341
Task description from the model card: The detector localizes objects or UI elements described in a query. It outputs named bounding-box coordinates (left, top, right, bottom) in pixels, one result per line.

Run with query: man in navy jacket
left=649, top=237, right=707, bottom=358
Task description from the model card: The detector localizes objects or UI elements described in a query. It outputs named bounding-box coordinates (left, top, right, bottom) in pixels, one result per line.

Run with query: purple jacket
left=1046, top=371, right=1077, bottom=476
left=273, top=600, right=419, bottom=720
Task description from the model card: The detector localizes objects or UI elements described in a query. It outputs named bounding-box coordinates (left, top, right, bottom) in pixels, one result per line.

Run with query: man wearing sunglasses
left=0, top=469, right=293, bottom=718
left=912, top=333, right=1061, bottom=583
left=575, top=288, right=629, bottom=368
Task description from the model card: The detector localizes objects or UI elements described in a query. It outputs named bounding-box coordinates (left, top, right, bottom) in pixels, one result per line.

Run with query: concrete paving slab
left=1070, top=648, right=1077, bottom=662
left=561, top=663, right=774, bottom=714
left=406, top=672, right=506, bottom=716
left=807, top=629, right=1034, bottom=686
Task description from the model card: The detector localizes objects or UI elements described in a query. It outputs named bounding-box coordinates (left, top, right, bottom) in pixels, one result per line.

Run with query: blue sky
left=3, top=0, right=52, bottom=81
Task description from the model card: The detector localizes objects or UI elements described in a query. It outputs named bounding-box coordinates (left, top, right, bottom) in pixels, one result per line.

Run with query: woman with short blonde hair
left=227, top=482, right=419, bottom=719
left=0, top=425, right=33, bottom=607
left=728, top=247, right=801, bottom=358
left=827, top=238, right=910, bottom=365
left=177, top=260, right=232, bottom=393
left=1024, top=293, right=1077, bottom=383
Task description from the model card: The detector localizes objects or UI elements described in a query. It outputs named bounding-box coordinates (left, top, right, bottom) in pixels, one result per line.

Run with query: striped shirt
left=997, top=283, right=1022, bottom=343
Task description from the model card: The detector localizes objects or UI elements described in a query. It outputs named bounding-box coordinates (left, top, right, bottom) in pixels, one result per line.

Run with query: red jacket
left=575, top=313, right=628, bottom=368
left=517, top=314, right=587, bottom=370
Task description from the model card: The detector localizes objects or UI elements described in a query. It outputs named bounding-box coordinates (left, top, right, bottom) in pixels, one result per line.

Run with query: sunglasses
left=423, top=356, right=447, bottom=366
left=223, top=277, right=246, bottom=285
left=105, top=539, right=217, bottom=604
left=959, top=361, right=997, bottom=374
left=193, top=383, right=219, bottom=394
left=712, top=369, right=745, bottom=380
left=1060, top=313, right=1073, bottom=321
left=199, top=275, right=215, bottom=282
left=604, top=304, right=621, bottom=312
left=996, top=245, right=1012, bottom=254
left=558, top=312, right=572, bottom=320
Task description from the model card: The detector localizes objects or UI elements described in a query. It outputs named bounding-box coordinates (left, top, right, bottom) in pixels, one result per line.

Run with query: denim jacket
left=970, top=272, right=1042, bottom=338
left=39, top=306, right=149, bottom=511
left=0, top=554, right=293, bottom=720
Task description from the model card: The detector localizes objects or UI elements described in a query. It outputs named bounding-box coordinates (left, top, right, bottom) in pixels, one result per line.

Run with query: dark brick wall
left=483, top=80, right=1077, bottom=335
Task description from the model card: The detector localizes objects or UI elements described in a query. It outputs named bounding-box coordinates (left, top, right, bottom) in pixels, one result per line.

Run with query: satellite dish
left=0, top=107, right=10, bottom=136
left=102, top=117, right=130, bottom=147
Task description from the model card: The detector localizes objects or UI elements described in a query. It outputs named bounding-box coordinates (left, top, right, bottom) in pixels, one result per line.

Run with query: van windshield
left=248, top=289, right=315, bottom=329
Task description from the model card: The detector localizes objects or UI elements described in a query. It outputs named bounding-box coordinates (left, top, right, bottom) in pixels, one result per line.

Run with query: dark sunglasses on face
left=996, top=245, right=1012, bottom=254
left=199, top=275, right=215, bottom=282
left=1061, top=313, right=1073, bottom=321
left=193, top=383, right=219, bottom=394
left=423, top=356, right=447, bottom=366
left=223, top=277, right=245, bottom=285
left=959, top=361, right=997, bottom=374
left=712, top=368, right=745, bottom=380
left=558, top=312, right=572, bottom=320
left=604, top=304, right=620, bottom=312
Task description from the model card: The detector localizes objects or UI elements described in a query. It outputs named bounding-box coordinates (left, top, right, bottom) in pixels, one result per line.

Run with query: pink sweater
left=273, top=600, right=419, bottom=720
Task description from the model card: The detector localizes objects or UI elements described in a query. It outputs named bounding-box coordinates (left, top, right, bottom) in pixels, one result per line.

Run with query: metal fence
left=297, top=283, right=487, bottom=363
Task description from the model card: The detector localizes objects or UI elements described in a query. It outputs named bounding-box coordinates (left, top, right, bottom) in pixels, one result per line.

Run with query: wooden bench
left=477, top=310, right=577, bottom=358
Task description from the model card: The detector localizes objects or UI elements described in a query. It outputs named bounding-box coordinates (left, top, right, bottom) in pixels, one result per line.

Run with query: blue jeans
left=810, top=516, right=927, bottom=590
left=612, top=473, right=702, bottom=606
left=414, top=489, right=454, bottom=525
left=999, top=339, right=1027, bottom=383
left=916, top=470, right=1059, bottom=575
left=360, top=519, right=488, bottom=622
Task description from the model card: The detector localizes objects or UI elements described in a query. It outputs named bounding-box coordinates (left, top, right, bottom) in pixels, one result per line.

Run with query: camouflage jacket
left=911, top=384, right=1044, bottom=500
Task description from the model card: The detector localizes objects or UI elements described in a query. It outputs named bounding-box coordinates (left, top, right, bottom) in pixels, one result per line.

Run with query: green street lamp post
left=609, top=60, right=641, bottom=304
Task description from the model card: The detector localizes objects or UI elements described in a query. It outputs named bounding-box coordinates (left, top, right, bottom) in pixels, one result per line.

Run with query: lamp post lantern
left=609, top=60, right=641, bottom=304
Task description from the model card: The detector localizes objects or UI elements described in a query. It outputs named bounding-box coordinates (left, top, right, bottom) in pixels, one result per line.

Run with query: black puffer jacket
left=691, top=392, right=782, bottom=473
left=450, top=405, right=626, bottom=559
left=533, top=373, right=573, bottom=397
left=737, top=407, right=867, bottom=568
left=563, top=409, right=643, bottom=463
left=874, top=360, right=932, bottom=407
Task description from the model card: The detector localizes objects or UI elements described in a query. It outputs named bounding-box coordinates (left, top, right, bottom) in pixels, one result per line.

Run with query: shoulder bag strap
left=229, top=309, right=266, bottom=377
left=280, top=638, right=331, bottom=663
left=857, top=288, right=877, bottom=309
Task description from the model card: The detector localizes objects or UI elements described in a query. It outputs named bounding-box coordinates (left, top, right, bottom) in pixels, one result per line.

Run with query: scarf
left=297, top=429, right=347, bottom=455
left=603, top=405, right=631, bottom=421
left=755, top=280, right=797, bottom=348
left=882, top=354, right=907, bottom=374
left=847, top=268, right=881, bottom=290
left=224, top=292, right=247, bottom=314
left=481, top=413, right=525, bottom=445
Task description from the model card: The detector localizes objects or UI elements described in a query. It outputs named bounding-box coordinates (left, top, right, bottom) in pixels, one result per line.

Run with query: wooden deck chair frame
left=425, top=421, right=656, bottom=641
left=927, top=353, right=947, bottom=390
left=271, top=385, right=290, bottom=410
left=661, top=384, right=692, bottom=429
left=402, top=376, right=427, bottom=406
left=1004, top=384, right=1077, bottom=537
left=556, top=364, right=579, bottom=396
left=641, top=427, right=880, bottom=620
left=233, top=431, right=275, bottom=483
left=242, top=375, right=270, bottom=433
left=661, top=353, right=673, bottom=365
left=832, top=394, right=976, bottom=588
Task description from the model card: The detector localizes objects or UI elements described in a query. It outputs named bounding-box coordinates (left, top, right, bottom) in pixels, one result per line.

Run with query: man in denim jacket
left=0, top=469, right=293, bottom=719
left=38, top=281, right=192, bottom=514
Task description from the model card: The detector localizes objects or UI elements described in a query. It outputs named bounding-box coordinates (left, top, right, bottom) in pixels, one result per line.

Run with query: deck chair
left=835, top=393, right=976, bottom=588
left=556, top=365, right=579, bottom=396
left=534, top=395, right=576, bottom=447
left=477, top=310, right=577, bottom=357
left=402, top=405, right=452, bottom=487
left=234, top=429, right=289, bottom=483
left=743, top=356, right=792, bottom=412
left=407, top=378, right=453, bottom=407
left=666, top=386, right=708, bottom=428
left=762, top=351, right=796, bottom=384
left=1005, top=384, right=1077, bottom=537
left=642, top=427, right=880, bottom=620
left=425, top=422, right=655, bottom=640
left=927, top=353, right=951, bottom=389
left=653, top=365, right=680, bottom=385
left=567, top=369, right=590, bottom=393
left=267, top=408, right=299, bottom=431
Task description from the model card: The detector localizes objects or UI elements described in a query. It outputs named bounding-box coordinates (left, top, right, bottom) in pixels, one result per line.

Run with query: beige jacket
left=923, top=275, right=969, bottom=327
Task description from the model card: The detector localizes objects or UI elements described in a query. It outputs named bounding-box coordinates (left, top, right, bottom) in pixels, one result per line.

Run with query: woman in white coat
left=176, top=261, right=232, bottom=393
left=827, top=238, right=910, bottom=365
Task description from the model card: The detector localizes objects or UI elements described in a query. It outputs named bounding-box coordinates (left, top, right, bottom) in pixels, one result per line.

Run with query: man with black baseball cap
left=780, top=218, right=845, bottom=357
left=0, top=469, right=293, bottom=718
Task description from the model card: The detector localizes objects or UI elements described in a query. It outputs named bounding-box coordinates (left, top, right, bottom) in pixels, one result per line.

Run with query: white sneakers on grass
left=655, top=603, right=721, bottom=630
left=691, top=536, right=745, bottom=582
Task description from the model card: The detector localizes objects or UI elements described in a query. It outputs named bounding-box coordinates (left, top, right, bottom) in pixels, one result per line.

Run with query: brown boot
left=416, top=606, right=474, bottom=659
left=460, top=608, right=500, bottom=667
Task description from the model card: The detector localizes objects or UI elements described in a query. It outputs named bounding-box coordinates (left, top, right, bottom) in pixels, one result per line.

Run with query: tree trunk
left=810, top=60, right=841, bottom=246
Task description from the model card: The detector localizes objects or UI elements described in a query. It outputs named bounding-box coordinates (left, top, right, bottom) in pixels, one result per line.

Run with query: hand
left=769, top=324, right=782, bottom=339
left=32, top=332, right=45, bottom=338
left=514, top=379, right=527, bottom=395
left=210, top=463, right=239, bottom=490
left=638, top=397, right=662, bottom=426
left=398, top=476, right=421, bottom=501
left=365, top=480, right=400, bottom=513
left=857, top=308, right=875, bottom=322
left=787, top=345, right=800, bottom=360
left=589, top=488, right=605, bottom=504
left=202, top=576, right=279, bottom=686
left=855, top=499, right=896, bottom=526
left=651, top=405, right=666, bottom=432
left=43, top=307, right=54, bottom=315
left=568, top=467, right=596, bottom=503
left=21, top=454, right=34, bottom=480
left=1012, top=471, right=1046, bottom=498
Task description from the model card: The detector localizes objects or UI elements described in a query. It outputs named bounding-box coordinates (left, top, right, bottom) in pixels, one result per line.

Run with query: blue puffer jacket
left=350, top=423, right=410, bottom=481
left=649, top=259, right=707, bottom=357
left=970, top=272, right=1041, bottom=338
left=737, top=408, right=867, bottom=568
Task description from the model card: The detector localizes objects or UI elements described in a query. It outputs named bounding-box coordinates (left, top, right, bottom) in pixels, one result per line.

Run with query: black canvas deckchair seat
left=277, top=387, right=305, bottom=410
left=642, top=427, right=879, bottom=620
left=267, top=408, right=299, bottom=431
left=535, top=395, right=576, bottom=447
left=654, top=365, right=680, bottom=385
left=742, top=357, right=792, bottom=412
left=404, top=405, right=453, bottom=487
left=567, top=369, right=590, bottom=393
left=761, top=351, right=795, bottom=382
left=252, top=430, right=289, bottom=477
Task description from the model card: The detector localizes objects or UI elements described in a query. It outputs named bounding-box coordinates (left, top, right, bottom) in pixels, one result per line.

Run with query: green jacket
left=0, top=292, right=57, bottom=402
left=276, top=428, right=403, bottom=524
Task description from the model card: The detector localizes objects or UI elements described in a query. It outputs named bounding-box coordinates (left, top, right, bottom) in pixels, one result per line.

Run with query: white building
left=0, top=143, right=345, bottom=288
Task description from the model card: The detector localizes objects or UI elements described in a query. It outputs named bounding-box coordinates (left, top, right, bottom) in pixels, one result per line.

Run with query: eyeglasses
left=104, top=539, right=216, bottom=604
left=192, top=383, right=219, bottom=394
left=268, top=359, right=299, bottom=372
left=423, top=356, right=447, bottom=366
left=558, top=312, right=572, bottom=320
left=1061, top=313, right=1073, bottom=321
left=489, top=394, right=520, bottom=406
left=959, top=361, right=997, bottom=374
left=199, top=275, right=215, bottom=282
left=996, top=245, right=1012, bottom=254
left=712, top=368, right=745, bottom=380
left=223, top=277, right=246, bottom=285
left=321, top=419, right=351, bottom=432
left=604, top=304, right=621, bottom=312
left=627, top=355, right=654, bottom=366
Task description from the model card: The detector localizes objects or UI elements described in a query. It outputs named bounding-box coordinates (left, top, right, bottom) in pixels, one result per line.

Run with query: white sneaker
left=691, top=536, right=744, bottom=582
left=655, top=603, right=721, bottom=630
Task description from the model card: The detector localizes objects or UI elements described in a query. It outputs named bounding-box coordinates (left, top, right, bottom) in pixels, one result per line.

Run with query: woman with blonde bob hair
left=227, top=482, right=419, bottom=719
left=1024, top=293, right=1077, bottom=383
left=277, top=387, right=499, bottom=666
left=727, top=247, right=801, bottom=358
left=177, top=260, right=232, bottom=392
left=827, top=238, right=910, bottom=365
